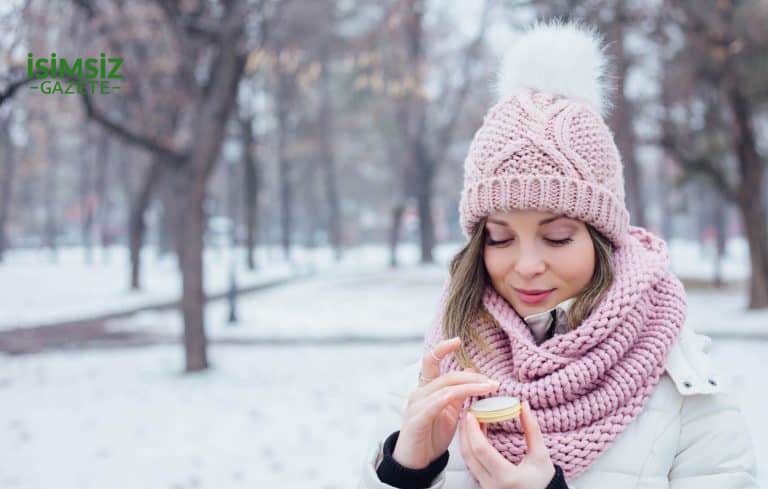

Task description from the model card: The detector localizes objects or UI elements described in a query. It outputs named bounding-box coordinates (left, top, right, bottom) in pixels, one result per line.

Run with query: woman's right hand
left=392, top=337, right=500, bottom=469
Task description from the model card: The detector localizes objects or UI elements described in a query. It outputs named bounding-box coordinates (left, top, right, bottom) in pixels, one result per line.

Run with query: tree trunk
left=0, top=119, right=15, bottom=263
left=43, top=149, right=58, bottom=260
left=177, top=168, right=208, bottom=372
left=712, top=190, right=726, bottom=288
left=129, top=159, right=164, bottom=290
left=94, top=133, right=111, bottom=261
left=177, top=19, right=247, bottom=371
left=403, top=0, right=436, bottom=264
left=413, top=140, right=435, bottom=263
left=728, top=89, right=768, bottom=308
left=277, top=72, right=293, bottom=260
left=240, top=117, right=260, bottom=270
left=156, top=185, right=177, bottom=258
left=389, top=201, right=405, bottom=268
left=318, top=57, right=342, bottom=261
left=80, top=141, right=94, bottom=264
left=605, top=2, right=646, bottom=228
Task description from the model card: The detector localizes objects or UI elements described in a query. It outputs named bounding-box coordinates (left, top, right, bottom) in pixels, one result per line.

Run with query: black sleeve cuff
left=375, top=430, right=449, bottom=489
left=545, top=464, right=569, bottom=489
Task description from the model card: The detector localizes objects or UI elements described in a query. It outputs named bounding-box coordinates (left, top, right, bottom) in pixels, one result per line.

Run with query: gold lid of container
left=469, top=396, right=522, bottom=423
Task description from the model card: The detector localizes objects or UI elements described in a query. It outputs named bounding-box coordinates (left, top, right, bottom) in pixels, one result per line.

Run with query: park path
left=0, top=273, right=309, bottom=355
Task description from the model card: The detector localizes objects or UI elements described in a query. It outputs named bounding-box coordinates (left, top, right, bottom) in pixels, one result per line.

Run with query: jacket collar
left=522, top=296, right=577, bottom=345
left=664, top=323, right=722, bottom=395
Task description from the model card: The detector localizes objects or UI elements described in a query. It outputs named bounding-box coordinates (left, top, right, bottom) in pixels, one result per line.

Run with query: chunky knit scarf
left=423, top=226, right=687, bottom=480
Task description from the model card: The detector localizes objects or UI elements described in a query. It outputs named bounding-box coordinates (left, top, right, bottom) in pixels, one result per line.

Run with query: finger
left=413, top=382, right=499, bottom=425
left=415, top=370, right=497, bottom=400
left=421, top=337, right=461, bottom=383
left=459, top=414, right=492, bottom=485
left=521, top=400, right=548, bottom=460
left=465, top=412, right=510, bottom=474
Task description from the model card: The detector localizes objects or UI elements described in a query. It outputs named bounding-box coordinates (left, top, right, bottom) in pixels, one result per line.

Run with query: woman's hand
left=459, top=400, right=556, bottom=489
left=392, top=337, right=501, bottom=469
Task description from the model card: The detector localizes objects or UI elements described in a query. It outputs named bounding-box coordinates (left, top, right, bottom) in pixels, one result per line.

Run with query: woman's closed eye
left=486, top=236, right=574, bottom=247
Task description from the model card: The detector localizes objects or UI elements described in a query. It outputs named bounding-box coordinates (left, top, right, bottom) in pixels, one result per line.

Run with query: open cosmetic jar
left=469, top=396, right=522, bottom=423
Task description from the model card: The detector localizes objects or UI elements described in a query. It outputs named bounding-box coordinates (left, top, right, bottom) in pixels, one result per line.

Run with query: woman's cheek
left=561, top=239, right=595, bottom=281
left=483, top=248, right=507, bottom=279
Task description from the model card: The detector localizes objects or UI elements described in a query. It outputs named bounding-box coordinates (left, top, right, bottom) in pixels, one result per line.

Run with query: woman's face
left=482, top=208, right=595, bottom=318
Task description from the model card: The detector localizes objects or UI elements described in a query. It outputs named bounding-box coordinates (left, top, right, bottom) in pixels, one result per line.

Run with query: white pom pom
left=492, top=19, right=615, bottom=117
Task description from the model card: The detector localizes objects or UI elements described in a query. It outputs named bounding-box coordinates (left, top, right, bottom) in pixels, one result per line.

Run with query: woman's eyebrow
left=538, top=215, right=569, bottom=225
left=487, top=215, right=568, bottom=226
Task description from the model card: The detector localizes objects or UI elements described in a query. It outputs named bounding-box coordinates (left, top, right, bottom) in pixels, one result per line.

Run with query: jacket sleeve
left=355, top=361, right=571, bottom=489
left=668, top=390, right=761, bottom=489
left=356, top=361, right=449, bottom=489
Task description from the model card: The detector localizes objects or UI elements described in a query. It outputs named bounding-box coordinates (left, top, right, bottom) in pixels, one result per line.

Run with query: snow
left=104, top=262, right=450, bottom=341
left=0, top=243, right=460, bottom=331
left=0, top=343, right=418, bottom=489
left=0, top=340, right=765, bottom=489
left=0, top=246, right=295, bottom=330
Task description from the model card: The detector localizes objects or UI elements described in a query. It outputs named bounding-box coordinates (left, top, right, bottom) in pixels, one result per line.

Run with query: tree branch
left=77, top=78, right=187, bottom=166
left=155, top=0, right=222, bottom=43
left=0, top=74, right=33, bottom=107
left=433, top=0, right=492, bottom=165
left=659, top=132, right=738, bottom=202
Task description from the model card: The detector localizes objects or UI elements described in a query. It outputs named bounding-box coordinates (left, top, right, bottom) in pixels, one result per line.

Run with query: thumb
left=520, top=400, right=547, bottom=458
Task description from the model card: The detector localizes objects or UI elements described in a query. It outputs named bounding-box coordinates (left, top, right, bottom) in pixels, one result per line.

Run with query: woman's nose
left=513, top=249, right=546, bottom=277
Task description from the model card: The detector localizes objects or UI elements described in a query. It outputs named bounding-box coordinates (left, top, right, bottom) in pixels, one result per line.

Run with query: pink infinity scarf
left=423, top=226, right=686, bottom=480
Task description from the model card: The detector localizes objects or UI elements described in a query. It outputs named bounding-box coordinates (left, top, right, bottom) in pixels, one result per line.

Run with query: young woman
left=356, top=20, right=761, bottom=489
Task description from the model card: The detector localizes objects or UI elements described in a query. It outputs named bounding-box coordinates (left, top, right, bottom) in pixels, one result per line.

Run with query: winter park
left=1, top=1, right=768, bottom=489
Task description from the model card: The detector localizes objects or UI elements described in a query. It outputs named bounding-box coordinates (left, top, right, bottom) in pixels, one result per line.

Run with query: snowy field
left=0, top=243, right=462, bottom=330
left=1, top=340, right=765, bottom=489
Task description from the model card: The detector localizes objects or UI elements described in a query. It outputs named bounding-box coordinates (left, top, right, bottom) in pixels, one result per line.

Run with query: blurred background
left=0, top=0, right=767, bottom=488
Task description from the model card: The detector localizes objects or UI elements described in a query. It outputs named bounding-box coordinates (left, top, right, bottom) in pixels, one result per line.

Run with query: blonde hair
left=443, top=216, right=615, bottom=369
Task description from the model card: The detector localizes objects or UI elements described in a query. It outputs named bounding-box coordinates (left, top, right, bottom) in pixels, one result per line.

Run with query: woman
left=356, top=20, right=760, bottom=489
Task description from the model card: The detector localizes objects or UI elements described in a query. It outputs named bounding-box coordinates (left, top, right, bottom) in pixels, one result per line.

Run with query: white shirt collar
left=522, top=297, right=577, bottom=344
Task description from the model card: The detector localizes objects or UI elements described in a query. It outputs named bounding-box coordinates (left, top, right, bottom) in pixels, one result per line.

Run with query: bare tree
left=384, top=0, right=492, bottom=264
left=72, top=0, right=280, bottom=371
left=659, top=0, right=768, bottom=308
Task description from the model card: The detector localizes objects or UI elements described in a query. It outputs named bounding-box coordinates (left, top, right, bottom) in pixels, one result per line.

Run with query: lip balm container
left=469, top=396, right=522, bottom=423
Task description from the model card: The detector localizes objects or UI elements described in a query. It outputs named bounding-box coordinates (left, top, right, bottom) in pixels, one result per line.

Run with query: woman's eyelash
left=547, top=237, right=573, bottom=246
left=486, top=237, right=510, bottom=245
left=486, top=237, right=573, bottom=246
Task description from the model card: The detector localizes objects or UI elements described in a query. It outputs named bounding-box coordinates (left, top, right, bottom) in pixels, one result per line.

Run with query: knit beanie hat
left=458, top=19, right=630, bottom=247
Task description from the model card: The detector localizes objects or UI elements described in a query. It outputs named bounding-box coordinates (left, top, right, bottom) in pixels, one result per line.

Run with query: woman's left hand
left=459, top=400, right=556, bottom=489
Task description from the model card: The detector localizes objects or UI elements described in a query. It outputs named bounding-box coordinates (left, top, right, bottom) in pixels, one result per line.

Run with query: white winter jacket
left=356, top=323, right=761, bottom=489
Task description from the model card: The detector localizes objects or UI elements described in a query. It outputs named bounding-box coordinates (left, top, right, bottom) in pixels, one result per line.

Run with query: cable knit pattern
left=458, top=87, right=630, bottom=247
left=423, top=226, right=687, bottom=480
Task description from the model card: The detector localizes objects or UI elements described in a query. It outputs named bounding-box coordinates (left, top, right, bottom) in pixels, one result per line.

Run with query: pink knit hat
left=458, top=20, right=630, bottom=247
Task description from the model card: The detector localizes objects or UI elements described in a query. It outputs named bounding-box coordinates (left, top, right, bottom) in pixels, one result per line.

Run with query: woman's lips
left=515, top=288, right=555, bottom=304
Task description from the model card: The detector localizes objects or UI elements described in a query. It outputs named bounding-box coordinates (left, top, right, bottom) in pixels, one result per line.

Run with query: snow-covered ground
left=0, top=243, right=462, bottom=331
left=104, top=262, right=451, bottom=341
left=0, top=339, right=765, bottom=489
